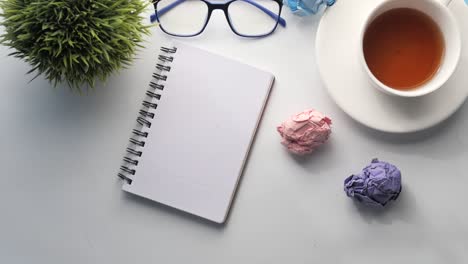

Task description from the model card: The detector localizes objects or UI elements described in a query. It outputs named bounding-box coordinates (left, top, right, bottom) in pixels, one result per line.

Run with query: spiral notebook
left=117, top=41, right=274, bottom=223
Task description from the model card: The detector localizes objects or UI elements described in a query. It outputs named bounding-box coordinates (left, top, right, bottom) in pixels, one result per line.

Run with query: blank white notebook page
left=123, top=42, right=274, bottom=223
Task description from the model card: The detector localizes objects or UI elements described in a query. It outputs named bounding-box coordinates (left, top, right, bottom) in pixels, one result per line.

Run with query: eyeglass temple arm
left=150, top=0, right=286, bottom=27
left=243, top=0, right=286, bottom=27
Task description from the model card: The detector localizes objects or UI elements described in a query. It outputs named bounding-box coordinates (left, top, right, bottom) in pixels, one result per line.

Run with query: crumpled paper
left=284, top=0, right=335, bottom=16
left=277, top=109, right=332, bottom=155
left=344, top=159, right=402, bottom=207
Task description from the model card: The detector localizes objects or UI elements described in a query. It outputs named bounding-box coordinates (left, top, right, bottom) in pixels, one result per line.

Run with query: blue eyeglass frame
left=150, top=0, right=286, bottom=38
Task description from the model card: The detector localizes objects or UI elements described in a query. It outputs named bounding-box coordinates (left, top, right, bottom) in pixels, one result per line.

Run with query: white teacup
left=359, top=0, right=461, bottom=98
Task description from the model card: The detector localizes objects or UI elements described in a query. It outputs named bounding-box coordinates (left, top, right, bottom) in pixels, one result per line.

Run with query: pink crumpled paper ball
left=277, top=109, right=332, bottom=155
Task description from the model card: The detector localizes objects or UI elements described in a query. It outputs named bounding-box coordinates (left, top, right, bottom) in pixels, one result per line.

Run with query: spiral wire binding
left=118, top=46, right=177, bottom=185
left=150, top=82, right=164, bottom=90
left=159, top=55, right=174, bottom=62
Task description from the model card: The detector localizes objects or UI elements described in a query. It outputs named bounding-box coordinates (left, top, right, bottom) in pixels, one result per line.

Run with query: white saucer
left=316, top=0, right=468, bottom=133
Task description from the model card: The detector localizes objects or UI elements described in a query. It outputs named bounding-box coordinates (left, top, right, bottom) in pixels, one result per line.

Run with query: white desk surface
left=1, top=6, right=467, bottom=264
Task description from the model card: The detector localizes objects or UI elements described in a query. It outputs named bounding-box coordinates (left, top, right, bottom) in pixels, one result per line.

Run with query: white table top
left=1, top=5, right=468, bottom=264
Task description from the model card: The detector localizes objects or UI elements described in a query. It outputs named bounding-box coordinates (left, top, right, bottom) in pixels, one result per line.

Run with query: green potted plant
left=0, top=0, right=150, bottom=92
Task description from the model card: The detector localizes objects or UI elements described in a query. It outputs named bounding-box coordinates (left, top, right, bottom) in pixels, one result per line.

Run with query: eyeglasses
left=150, top=0, right=286, bottom=37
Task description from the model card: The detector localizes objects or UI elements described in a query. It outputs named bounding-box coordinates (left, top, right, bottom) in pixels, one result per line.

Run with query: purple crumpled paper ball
left=344, top=159, right=402, bottom=207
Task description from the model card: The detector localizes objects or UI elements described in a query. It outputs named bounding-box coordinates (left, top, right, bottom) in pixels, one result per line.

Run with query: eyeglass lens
left=155, top=0, right=282, bottom=37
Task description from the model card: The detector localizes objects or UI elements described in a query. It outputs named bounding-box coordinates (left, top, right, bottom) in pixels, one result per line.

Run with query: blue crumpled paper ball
left=344, top=159, right=402, bottom=207
left=284, top=0, right=335, bottom=16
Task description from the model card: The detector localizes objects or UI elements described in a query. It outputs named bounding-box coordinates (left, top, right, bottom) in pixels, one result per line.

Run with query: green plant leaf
left=0, top=0, right=151, bottom=93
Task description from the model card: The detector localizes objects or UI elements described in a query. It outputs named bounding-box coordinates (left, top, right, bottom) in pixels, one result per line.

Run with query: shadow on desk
left=349, top=99, right=467, bottom=141
left=349, top=185, right=420, bottom=225
left=121, top=191, right=227, bottom=229
left=343, top=100, right=468, bottom=160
